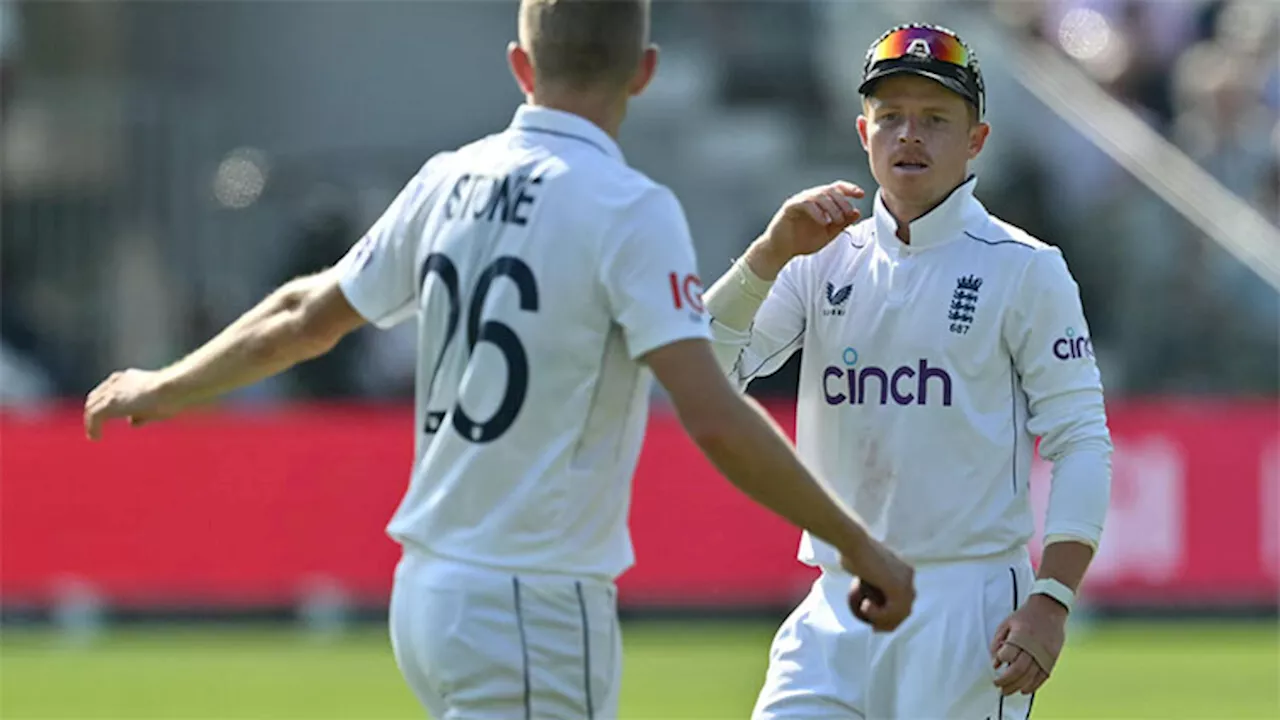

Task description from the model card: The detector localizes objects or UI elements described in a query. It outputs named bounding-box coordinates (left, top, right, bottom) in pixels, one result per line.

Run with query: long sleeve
left=1005, top=248, right=1113, bottom=548
left=705, top=258, right=807, bottom=392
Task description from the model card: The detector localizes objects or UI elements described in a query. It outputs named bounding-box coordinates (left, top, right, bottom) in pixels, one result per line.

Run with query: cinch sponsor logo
left=822, top=347, right=953, bottom=407
left=1053, top=327, right=1093, bottom=360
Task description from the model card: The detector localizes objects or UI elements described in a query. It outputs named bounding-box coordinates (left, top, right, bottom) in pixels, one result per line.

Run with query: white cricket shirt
left=712, top=177, right=1112, bottom=567
left=337, top=105, right=711, bottom=580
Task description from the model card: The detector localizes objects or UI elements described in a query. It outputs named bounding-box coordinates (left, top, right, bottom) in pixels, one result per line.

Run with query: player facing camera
left=705, top=20, right=1111, bottom=720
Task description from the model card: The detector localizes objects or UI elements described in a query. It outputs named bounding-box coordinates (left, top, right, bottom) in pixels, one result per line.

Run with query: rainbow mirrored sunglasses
left=867, top=25, right=973, bottom=68
left=862, top=24, right=985, bottom=118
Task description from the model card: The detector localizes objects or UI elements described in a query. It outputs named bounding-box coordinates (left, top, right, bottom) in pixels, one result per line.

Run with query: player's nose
left=896, top=117, right=923, bottom=143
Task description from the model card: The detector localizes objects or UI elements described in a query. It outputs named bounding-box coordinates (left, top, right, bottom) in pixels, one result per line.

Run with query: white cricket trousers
left=753, top=546, right=1036, bottom=720
left=389, top=549, right=622, bottom=720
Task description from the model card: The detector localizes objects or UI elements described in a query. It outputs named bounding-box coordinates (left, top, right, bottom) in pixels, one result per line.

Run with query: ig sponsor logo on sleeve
left=1052, top=326, right=1093, bottom=361
left=668, top=271, right=705, bottom=319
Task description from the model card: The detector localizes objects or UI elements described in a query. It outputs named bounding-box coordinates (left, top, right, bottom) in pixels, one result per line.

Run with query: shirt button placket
left=888, top=251, right=911, bottom=305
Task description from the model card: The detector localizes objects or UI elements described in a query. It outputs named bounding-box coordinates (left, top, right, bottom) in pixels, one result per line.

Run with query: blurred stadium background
left=1, top=0, right=1277, bottom=718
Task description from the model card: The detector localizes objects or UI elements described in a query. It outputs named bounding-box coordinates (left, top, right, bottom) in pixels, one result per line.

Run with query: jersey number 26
left=418, top=253, right=539, bottom=443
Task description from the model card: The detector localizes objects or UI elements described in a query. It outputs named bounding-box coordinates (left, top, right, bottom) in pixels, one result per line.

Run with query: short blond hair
left=518, top=0, right=650, bottom=90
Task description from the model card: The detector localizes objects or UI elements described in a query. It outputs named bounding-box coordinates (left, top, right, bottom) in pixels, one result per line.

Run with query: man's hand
left=841, top=539, right=915, bottom=633
left=84, top=369, right=177, bottom=440
left=745, top=181, right=865, bottom=280
left=991, top=594, right=1067, bottom=696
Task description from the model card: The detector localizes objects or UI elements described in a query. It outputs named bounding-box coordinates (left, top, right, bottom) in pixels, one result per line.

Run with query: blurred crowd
left=1, top=0, right=1276, bottom=406
left=992, top=0, right=1280, bottom=395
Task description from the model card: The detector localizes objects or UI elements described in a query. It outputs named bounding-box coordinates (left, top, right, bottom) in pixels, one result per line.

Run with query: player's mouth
left=892, top=159, right=931, bottom=175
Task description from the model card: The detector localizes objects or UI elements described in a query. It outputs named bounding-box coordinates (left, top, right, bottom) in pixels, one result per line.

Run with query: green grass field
left=2, top=620, right=1277, bottom=719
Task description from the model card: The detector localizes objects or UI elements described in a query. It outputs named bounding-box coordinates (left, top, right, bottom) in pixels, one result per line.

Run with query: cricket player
left=704, top=24, right=1113, bottom=720
left=83, top=2, right=916, bottom=718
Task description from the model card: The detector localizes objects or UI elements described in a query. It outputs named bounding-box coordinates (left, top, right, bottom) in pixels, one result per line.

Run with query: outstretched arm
left=85, top=153, right=450, bottom=440
left=84, top=267, right=365, bottom=439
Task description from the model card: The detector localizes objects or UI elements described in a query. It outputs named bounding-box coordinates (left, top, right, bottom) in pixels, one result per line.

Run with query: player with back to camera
left=703, top=23, right=1114, bottom=720
left=83, top=1, right=915, bottom=717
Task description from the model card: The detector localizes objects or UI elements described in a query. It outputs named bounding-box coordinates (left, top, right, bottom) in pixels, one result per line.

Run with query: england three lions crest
left=948, top=274, right=982, bottom=335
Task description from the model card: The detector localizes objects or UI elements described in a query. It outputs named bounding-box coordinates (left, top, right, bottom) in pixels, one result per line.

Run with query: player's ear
left=507, top=41, right=536, bottom=96
left=968, top=120, right=991, bottom=160
left=628, top=44, right=659, bottom=97
left=856, top=115, right=870, bottom=151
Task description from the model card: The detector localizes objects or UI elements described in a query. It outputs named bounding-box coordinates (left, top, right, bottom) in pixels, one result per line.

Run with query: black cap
left=858, top=24, right=985, bottom=119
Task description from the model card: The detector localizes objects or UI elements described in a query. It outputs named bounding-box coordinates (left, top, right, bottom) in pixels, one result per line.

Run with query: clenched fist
left=840, top=537, right=916, bottom=633
left=745, top=181, right=865, bottom=280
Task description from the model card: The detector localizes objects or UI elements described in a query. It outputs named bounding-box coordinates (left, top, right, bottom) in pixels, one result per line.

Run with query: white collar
left=508, top=104, right=625, bottom=162
left=873, top=175, right=985, bottom=252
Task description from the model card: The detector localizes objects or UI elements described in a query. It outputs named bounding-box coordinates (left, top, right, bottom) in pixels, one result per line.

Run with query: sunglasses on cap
left=859, top=24, right=986, bottom=120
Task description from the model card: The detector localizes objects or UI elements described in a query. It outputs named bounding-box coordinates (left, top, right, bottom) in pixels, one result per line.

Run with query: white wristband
left=1030, top=578, right=1076, bottom=613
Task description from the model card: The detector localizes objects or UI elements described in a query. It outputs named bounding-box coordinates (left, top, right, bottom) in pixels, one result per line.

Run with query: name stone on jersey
left=444, top=172, right=544, bottom=226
